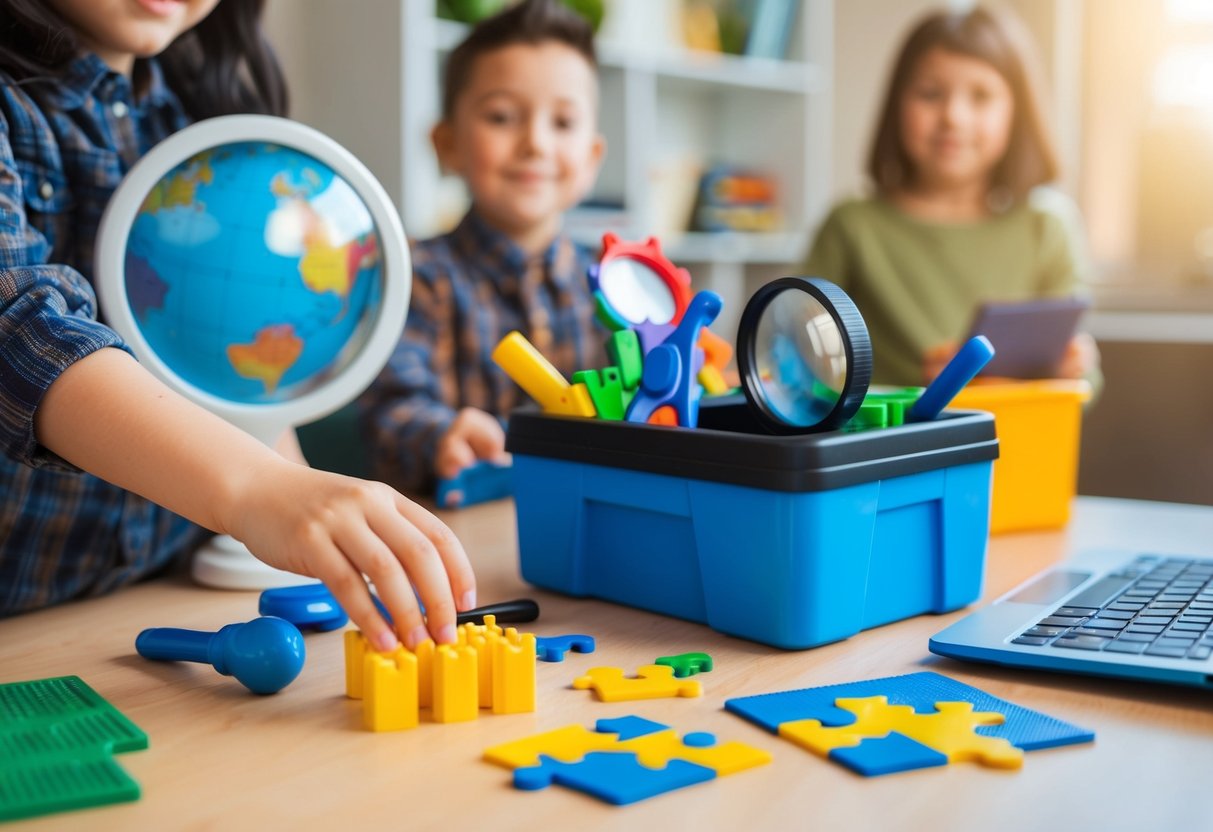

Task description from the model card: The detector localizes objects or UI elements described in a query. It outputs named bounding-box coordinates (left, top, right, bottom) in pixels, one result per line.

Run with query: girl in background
left=804, top=5, right=1100, bottom=387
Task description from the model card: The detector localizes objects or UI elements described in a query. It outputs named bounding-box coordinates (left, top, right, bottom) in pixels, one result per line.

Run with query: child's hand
left=923, top=341, right=959, bottom=384
left=224, top=460, right=477, bottom=654
left=1057, top=332, right=1099, bottom=380
left=435, top=407, right=509, bottom=481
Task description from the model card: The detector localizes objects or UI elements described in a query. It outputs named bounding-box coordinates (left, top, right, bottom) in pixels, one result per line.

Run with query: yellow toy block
left=363, top=648, right=419, bottom=732
left=344, top=630, right=367, bottom=699
left=491, top=632, right=536, bottom=715
left=461, top=626, right=495, bottom=708
left=572, top=665, right=702, bottom=702
left=415, top=639, right=434, bottom=709
left=618, top=730, right=771, bottom=776
left=778, top=696, right=1023, bottom=769
left=491, top=331, right=597, bottom=417
left=484, top=725, right=621, bottom=770
left=482, top=614, right=503, bottom=639
left=433, top=644, right=479, bottom=723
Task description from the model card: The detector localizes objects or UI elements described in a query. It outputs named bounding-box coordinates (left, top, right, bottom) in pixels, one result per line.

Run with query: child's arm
left=35, top=347, right=476, bottom=652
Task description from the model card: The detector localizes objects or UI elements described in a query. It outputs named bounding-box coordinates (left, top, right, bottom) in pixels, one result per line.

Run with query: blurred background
left=267, top=0, right=1213, bottom=507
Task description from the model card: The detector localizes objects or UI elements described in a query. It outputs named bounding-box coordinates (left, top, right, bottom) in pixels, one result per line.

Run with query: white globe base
left=190, top=534, right=317, bottom=590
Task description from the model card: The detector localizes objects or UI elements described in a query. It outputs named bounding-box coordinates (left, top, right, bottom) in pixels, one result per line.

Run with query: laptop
left=930, top=549, right=1213, bottom=689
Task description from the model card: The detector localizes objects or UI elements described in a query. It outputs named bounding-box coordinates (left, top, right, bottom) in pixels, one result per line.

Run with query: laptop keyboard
left=1012, top=555, right=1213, bottom=660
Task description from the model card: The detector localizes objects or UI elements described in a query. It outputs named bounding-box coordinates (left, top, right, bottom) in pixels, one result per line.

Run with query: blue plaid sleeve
left=358, top=253, right=459, bottom=493
left=0, top=110, right=130, bottom=469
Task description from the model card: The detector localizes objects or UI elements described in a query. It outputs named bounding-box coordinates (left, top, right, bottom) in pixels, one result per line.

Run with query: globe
left=96, top=115, right=410, bottom=589
left=123, top=141, right=381, bottom=405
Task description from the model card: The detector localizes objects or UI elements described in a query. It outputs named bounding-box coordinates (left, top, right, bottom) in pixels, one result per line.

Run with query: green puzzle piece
left=0, top=676, right=147, bottom=821
left=655, top=652, right=713, bottom=678
left=572, top=367, right=633, bottom=420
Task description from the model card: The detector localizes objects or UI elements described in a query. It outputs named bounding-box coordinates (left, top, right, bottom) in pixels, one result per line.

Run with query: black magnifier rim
left=736, top=276, right=873, bottom=435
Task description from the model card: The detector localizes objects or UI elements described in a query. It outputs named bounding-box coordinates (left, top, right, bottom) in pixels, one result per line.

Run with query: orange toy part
left=598, top=233, right=692, bottom=325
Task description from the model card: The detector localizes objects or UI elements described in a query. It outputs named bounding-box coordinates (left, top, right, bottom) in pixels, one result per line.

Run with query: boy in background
left=359, top=0, right=606, bottom=495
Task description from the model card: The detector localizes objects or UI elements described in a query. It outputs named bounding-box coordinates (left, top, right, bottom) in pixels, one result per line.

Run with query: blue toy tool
left=135, top=616, right=306, bottom=695
left=907, top=335, right=995, bottom=422
left=259, top=583, right=348, bottom=631
left=625, top=291, right=722, bottom=428
left=435, top=460, right=513, bottom=509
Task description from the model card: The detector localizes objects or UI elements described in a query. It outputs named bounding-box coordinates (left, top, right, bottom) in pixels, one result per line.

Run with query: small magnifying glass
left=589, top=235, right=691, bottom=332
left=736, top=276, right=873, bottom=434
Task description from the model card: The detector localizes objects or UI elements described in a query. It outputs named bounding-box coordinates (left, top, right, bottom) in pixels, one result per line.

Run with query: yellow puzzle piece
left=618, top=731, right=770, bottom=775
left=779, top=696, right=1023, bottom=769
left=572, top=665, right=702, bottom=702
left=483, top=720, right=769, bottom=777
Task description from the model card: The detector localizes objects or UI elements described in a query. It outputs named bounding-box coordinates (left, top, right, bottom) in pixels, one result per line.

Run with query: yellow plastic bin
left=952, top=380, right=1090, bottom=534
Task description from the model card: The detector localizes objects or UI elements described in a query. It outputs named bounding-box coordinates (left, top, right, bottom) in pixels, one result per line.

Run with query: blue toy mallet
left=135, top=616, right=306, bottom=695
left=907, top=335, right=996, bottom=422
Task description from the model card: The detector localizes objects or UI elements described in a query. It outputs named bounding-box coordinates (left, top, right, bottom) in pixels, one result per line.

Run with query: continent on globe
left=299, top=232, right=378, bottom=311
left=226, top=324, right=305, bottom=394
left=124, top=251, right=169, bottom=320
left=140, top=153, right=214, bottom=214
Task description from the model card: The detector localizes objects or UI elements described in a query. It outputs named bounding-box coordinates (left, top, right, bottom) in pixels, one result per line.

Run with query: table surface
left=3, top=496, right=1212, bottom=830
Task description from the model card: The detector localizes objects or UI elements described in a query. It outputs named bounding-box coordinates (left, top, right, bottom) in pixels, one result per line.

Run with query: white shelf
left=272, top=1, right=833, bottom=270
left=434, top=18, right=821, bottom=94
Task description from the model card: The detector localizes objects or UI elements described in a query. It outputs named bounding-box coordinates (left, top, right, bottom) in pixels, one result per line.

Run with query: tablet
left=965, top=296, right=1090, bottom=378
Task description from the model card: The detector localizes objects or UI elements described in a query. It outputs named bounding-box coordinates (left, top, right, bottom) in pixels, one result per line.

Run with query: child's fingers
left=338, top=525, right=429, bottom=650
left=366, top=500, right=462, bottom=645
left=393, top=493, right=477, bottom=617
left=309, top=542, right=399, bottom=653
left=465, top=417, right=506, bottom=461
left=435, top=436, right=475, bottom=480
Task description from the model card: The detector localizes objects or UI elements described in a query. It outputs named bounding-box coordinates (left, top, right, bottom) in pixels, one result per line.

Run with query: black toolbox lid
left=506, top=398, right=998, bottom=493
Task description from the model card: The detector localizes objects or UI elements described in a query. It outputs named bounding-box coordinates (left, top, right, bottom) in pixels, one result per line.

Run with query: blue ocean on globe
left=123, top=141, right=382, bottom=404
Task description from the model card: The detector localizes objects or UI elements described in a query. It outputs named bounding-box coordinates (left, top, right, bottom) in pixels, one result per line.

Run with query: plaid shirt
left=359, top=209, right=605, bottom=493
left=0, top=54, right=210, bottom=616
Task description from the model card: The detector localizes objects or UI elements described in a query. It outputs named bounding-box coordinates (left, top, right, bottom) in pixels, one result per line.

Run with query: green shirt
left=803, top=190, right=1090, bottom=386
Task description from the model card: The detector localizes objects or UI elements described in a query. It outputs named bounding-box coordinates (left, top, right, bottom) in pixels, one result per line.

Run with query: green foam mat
left=0, top=676, right=146, bottom=822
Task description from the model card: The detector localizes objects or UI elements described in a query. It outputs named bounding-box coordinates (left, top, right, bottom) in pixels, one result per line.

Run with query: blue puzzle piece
left=828, top=732, right=950, bottom=777
left=534, top=634, right=596, bottom=663
left=259, top=584, right=348, bottom=632
left=595, top=715, right=668, bottom=741
left=724, top=671, right=1094, bottom=751
left=435, top=460, right=512, bottom=509
left=513, top=752, right=716, bottom=805
left=682, top=732, right=716, bottom=748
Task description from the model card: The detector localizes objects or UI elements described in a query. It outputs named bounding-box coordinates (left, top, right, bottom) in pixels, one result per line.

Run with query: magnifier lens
left=598, top=258, right=677, bottom=326
left=754, top=291, right=848, bottom=427
left=738, top=277, right=872, bottom=433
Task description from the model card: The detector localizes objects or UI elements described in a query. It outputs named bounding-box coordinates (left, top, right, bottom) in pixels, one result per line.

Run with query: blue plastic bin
left=507, top=399, right=998, bottom=649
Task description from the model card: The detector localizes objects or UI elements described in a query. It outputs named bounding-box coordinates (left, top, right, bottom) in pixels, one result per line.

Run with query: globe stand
left=190, top=534, right=314, bottom=590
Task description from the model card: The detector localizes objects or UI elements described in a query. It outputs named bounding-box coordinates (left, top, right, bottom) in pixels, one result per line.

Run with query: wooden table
left=4, top=496, right=1212, bottom=830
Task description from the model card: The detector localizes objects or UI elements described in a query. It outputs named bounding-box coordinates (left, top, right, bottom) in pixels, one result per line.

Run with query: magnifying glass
left=736, top=277, right=872, bottom=434
left=95, top=115, right=410, bottom=589
left=588, top=234, right=691, bottom=334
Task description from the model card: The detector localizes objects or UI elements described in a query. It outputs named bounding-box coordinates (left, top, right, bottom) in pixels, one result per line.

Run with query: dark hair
left=441, top=0, right=596, bottom=119
left=0, top=0, right=288, bottom=119
left=867, top=5, right=1058, bottom=202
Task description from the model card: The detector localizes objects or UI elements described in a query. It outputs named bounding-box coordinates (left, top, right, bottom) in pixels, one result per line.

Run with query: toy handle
left=458, top=599, right=540, bottom=626
left=371, top=596, right=540, bottom=627
left=908, top=336, right=995, bottom=422
left=136, top=627, right=212, bottom=664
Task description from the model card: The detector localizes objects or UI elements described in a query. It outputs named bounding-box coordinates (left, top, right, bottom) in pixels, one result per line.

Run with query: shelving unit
left=267, top=0, right=834, bottom=339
